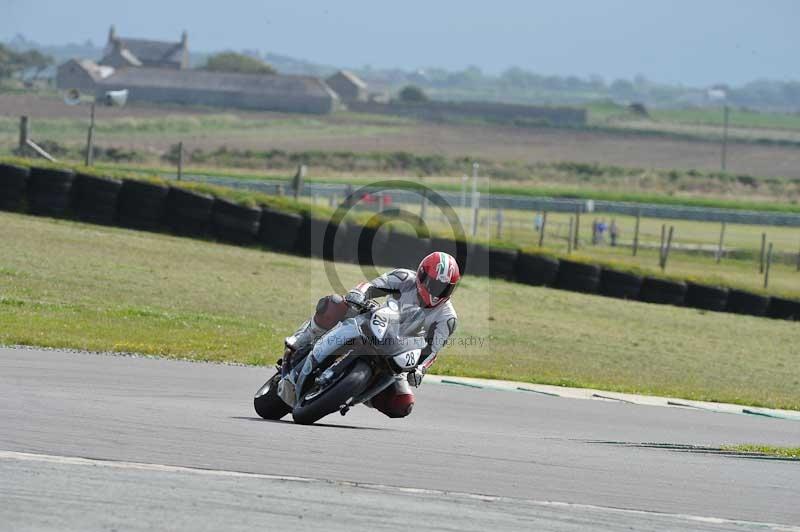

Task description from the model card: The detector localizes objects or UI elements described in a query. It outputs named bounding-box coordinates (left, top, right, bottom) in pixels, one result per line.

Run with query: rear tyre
left=292, top=360, right=373, bottom=425
left=254, top=373, right=292, bottom=420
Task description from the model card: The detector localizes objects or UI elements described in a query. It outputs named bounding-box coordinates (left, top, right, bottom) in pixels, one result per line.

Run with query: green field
left=1, top=211, right=798, bottom=409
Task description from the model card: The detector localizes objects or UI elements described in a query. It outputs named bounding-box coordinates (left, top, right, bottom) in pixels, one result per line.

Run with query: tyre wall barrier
left=639, top=277, right=687, bottom=306
left=212, top=198, right=261, bottom=244
left=514, top=252, right=559, bottom=287
left=296, top=215, right=338, bottom=260
left=685, top=282, right=729, bottom=312
left=378, top=230, right=430, bottom=271
left=165, top=187, right=214, bottom=236
left=73, top=173, right=122, bottom=225
left=555, top=260, right=601, bottom=294
left=1, top=161, right=798, bottom=324
left=599, top=268, right=643, bottom=300
left=27, top=167, right=75, bottom=217
left=726, top=289, right=770, bottom=317
left=0, top=163, right=29, bottom=212
left=117, top=180, right=170, bottom=230
left=488, top=247, right=518, bottom=281
left=767, top=297, right=800, bottom=321
left=259, top=207, right=302, bottom=253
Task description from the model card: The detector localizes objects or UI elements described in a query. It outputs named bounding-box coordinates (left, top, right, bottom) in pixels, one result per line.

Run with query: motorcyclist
left=284, top=251, right=460, bottom=418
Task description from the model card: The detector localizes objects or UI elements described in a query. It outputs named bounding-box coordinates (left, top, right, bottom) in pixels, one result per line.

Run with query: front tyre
left=292, top=360, right=372, bottom=425
left=254, top=373, right=292, bottom=420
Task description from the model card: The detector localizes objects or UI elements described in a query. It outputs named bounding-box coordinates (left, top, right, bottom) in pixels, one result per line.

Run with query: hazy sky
left=2, top=0, right=797, bottom=85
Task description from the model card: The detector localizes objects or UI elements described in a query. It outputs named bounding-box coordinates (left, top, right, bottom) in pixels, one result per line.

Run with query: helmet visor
left=425, top=277, right=455, bottom=299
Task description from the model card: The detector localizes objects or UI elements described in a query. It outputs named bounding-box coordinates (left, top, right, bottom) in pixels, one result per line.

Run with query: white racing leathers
left=357, top=268, right=458, bottom=372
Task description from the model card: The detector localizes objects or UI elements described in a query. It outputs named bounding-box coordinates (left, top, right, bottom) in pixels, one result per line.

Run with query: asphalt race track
left=1, top=347, right=798, bottom=531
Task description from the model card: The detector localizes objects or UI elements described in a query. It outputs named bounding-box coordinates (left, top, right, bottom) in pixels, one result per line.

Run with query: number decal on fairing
left=370, top=311, right=389, bottom=339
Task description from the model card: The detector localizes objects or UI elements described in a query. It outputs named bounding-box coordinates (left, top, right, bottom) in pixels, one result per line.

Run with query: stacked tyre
left=514, top=252, right=559, bottom=286
left=488, top=247, right=518, bottom=281
left=165, top=187, right=214, bottom=236
left=259, top=206, right=302, bottom=253
left=72, top=173, right=122, bottom=225
left=599, top=268, right=643, bottom=300
left=555, top=260, right=600, bottom=294
left=27, top=167, right=75, bottom=217
left=639, top=277, right=687, bottom=306
left=0, top=163, right=29, bottom=211
left=463, top=243, right=490, bottom=277
left=296, top=215, right=337, bottom=259
left=767, top=297, right=800, bottom=321
left=211, top=199, right=261, bottom=244
left=726, top=289, right=770, bottom=317
left=379, top=230, right=430, bottom=270
left=685, top=282, right=728, bottom=312
left=117, top=180, right=170, bottom=230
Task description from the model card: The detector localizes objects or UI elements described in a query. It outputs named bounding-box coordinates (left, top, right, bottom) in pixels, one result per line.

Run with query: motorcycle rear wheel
left=254, top=372, right=292, bottom=420
left=292, top=360, right=372, bottom=425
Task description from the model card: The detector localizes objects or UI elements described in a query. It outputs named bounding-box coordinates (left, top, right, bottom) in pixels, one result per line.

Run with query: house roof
left=111, top=37, right=184, bottom=65
left=73, top=59, right=115, bottom=81
left=97, top=67, right=338, bottom=99
left=328, top=70, right=367, bottom=90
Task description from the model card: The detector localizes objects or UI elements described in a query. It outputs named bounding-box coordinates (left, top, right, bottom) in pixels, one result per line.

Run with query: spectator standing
left=610, top=219, right=619, bottom=246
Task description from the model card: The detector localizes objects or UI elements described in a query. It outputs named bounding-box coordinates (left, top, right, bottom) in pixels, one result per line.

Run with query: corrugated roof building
left=95, top=67, right=340, bottom=114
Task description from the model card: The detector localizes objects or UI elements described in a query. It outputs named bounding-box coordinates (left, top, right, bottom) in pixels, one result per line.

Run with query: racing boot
left=284, top=318, right=326, bottom=355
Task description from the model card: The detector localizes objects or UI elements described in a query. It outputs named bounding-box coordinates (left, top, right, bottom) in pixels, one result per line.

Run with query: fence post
left=797, top=243, right=800, bottom=272
left=85, top=102, right=96, bottom=166
left=660, top=226, right=674, bottom=271
left=18, top=116, right=29, bottom=155
left=574, top=206, right=581, bottom=250
left=760, top=233, right=767, bottom=273
left=177, top=141, right=183, bottom=181
left=567, top=217, right=574, bottom=254
left=632, top=210, right=641, bottom=256
left=495, top=209, right=504, bottom=240
left=659, top=224, right=666, bottom=264
left=470, top=162, right=480, bottom=237
left=539, top=212, right=547, bottom=247
left=378, top=192, right=385, bottom=212
left=764, top=242, right=773, bottom=289
left=716, top=222, right=726, bottom=264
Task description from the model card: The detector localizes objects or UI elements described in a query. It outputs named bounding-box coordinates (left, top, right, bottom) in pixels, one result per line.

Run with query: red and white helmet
left=416, top=252, right=461, bottom=308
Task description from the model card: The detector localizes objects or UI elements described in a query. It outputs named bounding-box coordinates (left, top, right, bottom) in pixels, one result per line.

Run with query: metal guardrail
left=179, top=174, right=800, bottom=228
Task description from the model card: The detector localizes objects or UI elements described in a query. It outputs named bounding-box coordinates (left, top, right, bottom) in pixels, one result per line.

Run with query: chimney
left=181, top=30, right=188, bottom=48
left=108, top=25, right=116, bottom=44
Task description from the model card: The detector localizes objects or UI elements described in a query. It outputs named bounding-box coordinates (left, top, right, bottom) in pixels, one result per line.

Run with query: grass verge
left=0, top=211, right=798, bottom=410
left=720, top=445, right=800, bottom=458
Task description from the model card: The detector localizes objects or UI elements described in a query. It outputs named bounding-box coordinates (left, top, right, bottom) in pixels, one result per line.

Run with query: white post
left=470, top=162, right=480, bottom=237
left=461, top=174, right=468, bottom=208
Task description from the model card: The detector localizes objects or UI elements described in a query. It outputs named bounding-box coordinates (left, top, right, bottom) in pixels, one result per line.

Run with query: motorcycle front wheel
left=254, top=372, right=292, bottom=420
left=292, top=360, right=373, bottom=425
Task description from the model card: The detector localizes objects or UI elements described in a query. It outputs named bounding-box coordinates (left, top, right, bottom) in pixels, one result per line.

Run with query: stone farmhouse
left=55, top=26, right=355, bottom=115
left=100, top=26, right=189, bottom=70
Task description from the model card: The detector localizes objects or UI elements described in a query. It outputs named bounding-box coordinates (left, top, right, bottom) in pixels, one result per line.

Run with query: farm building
left=55, top=59, right=115, bottom=92
left=100, top=26, right=189, bottom=70
left=95, top=67, right=340, bottom=114
left=325, top=70, right=368, bottom=102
